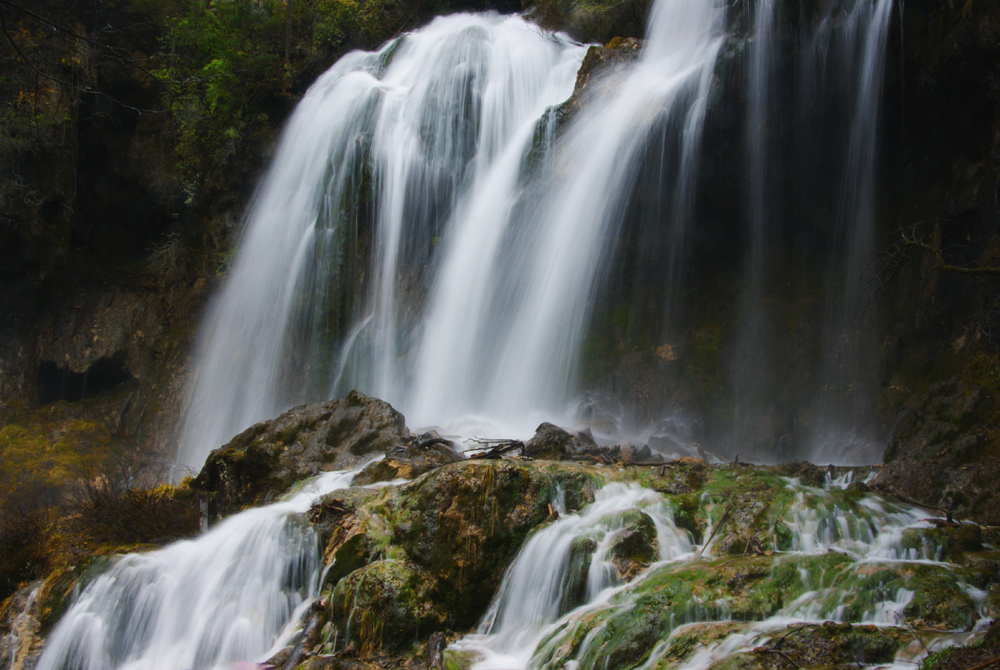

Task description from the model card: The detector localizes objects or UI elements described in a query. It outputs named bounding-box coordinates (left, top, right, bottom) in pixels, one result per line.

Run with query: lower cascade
left=33, top=469, right=364, bottom=670
left=449, top=469, right=992, bottom=670
left=25, top=454, right=998, bottom=670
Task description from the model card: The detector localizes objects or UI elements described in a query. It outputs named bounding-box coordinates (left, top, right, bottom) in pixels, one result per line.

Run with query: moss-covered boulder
left=193, top=392, right=409, bottom=518
left=330, top=559, right=445, bottom=656
left=710, top=623, right=911, bottom=670
left=389, top=460, right=596, bottom=628
left=606, top=509, right=658, bottom=580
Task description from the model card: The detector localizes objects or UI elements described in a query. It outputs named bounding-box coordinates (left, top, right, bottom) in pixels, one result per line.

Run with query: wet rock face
left=330, top=560, right=446, bottom=654
left=192, top=391, right=408, bottom=518
left=556, top=39, right=643, bottom=131
left=310, top=458, right=597, bottom=637
left=531, top=0, right=649, bottom=44
left=874, top=376, right=1000, bottom=525
left=390, top=460, right=586, bottom=628
left=607, top=509, right=658, bottom=580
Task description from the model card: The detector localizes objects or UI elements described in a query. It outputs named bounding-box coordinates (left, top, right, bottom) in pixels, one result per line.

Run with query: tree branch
left=0, top=6, right=161, bottom=116
left=0, top=0, right=166, bottom=85
left=901, top=231, right=1000, bottom=275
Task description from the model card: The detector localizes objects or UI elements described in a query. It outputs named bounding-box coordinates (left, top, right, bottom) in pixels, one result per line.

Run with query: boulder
left=389, top=460, right=594, bottom=628
left=524, top=422, right=599, bottom=460
left=192, top=391, right=408, bottom=518
left=330, top=559, right=446, bottom=655
left=352, top=434, right=463, bottom=486
left=607, top=509, right=658, bottom=581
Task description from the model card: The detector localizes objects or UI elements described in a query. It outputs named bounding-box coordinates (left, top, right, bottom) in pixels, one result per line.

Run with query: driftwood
left=466, top=439, right=525, bottom=459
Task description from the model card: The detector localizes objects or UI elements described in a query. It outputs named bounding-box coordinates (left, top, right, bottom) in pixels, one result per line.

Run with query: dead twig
left=697, top=501, right=735, bottom=556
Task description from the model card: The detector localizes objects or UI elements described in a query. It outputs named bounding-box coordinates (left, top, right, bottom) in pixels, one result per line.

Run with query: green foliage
left=155, top=0, right=289, bottom=197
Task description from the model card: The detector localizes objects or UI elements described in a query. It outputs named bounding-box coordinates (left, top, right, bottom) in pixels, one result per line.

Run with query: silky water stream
left=34, top=467, right=368, bottom=670
left=450, top=473, right=992, bottom=670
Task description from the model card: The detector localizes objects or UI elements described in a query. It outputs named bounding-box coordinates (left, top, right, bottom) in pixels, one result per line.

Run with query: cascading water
left=35, top=468, right=363, bottom=670
left=452, top=475, right=985, bottom=670
left=175, top=0, right=901, bottom=475
left=809, top=0, right=896, bottom=463
left=456, top=483, right=695, bottom=669
left=175, top=14, right=588, bottom=472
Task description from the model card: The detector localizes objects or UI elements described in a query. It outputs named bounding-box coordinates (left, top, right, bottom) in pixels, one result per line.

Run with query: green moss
left=443, top=649, right=482, bottom=670
left=331, top=559, right=445, bottom=656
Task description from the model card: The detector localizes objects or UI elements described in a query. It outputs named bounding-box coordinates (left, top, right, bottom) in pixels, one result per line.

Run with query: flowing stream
left=34, top=468, right=364, bottom=670
left=451, top=476, right=989, bottom=670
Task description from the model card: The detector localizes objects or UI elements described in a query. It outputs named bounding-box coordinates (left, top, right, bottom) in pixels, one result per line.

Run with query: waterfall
left=809, top=0, right=896, bottom=463
left=35, top=469, right=362, bottom=670
left=175, top=0, right=899, bottom=474
left=175, top=14, right=588, bottom=471
left=411, top=0, right=724, bottom=433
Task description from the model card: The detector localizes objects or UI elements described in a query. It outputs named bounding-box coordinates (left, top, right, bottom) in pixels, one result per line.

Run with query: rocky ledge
left=4, top=393, right=999, bottom=670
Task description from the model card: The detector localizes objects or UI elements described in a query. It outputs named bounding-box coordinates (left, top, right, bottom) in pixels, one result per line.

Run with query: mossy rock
left=35, top=555, right=115, bottom=634
left=531, top=545, right=982, bottom=670
left=387, top=460, right=595, bottom=628
left=331, top=559, right=445, bottom=656
left=606, top=509, right=658, bottom=580
left=193, top=392, right=409, bottom=519
left=352, top=439, right=462, bottom=486
left=901, top=523, right=993, bottom=564
left=561, top=535, right=597, bottom=612
left=903, top=583, right=980, bottom=631
left=710, top=623, right=911, bottom=670
left=442, top=649, right=483, bottom=670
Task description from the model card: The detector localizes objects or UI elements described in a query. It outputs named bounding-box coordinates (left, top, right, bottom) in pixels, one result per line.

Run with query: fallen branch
left=466, top=439, right=524, bottom=460
left=961, top=657, right=1000, bottom=670
left=697, top=501, right=734, bottom=556
left=753, top=647, right=802, bottom=669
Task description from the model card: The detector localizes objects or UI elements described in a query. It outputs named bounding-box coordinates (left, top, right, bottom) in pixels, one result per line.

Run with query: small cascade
left=1, top=584, right=41, bottom=670
left=781, top=486, right=936, bottom=561
left=454, top=483, right=694, bottom=669
left=35, top=468, right=363, bottom=670
left=451, top=473, right=984, bottom=670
